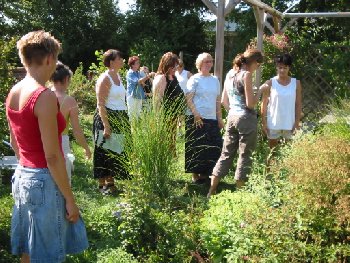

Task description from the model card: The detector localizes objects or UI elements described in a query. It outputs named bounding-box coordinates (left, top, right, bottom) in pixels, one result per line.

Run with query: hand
left=194, top=114, right=203, bottom=128
left=292, top=122, right=300, bottom=133
left=84, top=148, right=92, bottom=159
left=218, top=118, right=225, bottom=129
left=65, top=199, right=80, bottom=224
left=103, top=126, right=111, bottom=139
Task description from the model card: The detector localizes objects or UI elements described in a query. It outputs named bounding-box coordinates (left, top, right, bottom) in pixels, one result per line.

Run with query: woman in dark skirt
left=153, top=52, right=185, bottom=154
left=185, top=52, right=224, bottom=183
left=93, top=49, right=130, bottom=194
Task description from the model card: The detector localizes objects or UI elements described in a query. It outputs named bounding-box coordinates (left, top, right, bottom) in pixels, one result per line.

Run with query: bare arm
left=185, top=92, right=203, bottom=128
left=221, top=81, right=230, bottom=111
left=216, top=94, right=224, bottom=129
left=35, top=90, right=79, bottom=223
left=153, top=74, right=166, bottom=108
left=294, top=80, right=303, bottom=131
left=244, top=72, right=265, bottom=109
left=96, top=76, right=111, bottom=138
left=260, top=80, right=271, bottom=135
left=69, top=97, right=91, bottom=159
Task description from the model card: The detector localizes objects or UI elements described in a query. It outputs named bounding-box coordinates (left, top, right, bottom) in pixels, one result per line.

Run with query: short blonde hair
left=195, top=53, right=213, bottom=71
left=17, top=30, right=61, bottom=66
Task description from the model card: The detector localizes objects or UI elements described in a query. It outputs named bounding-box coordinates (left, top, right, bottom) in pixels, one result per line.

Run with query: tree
left=124, top=0, right=209, bottom=72
left=0, top=0, right=126, bottom=69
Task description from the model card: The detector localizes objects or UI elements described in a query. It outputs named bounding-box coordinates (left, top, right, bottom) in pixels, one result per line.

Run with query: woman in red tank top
left=6, top=31, right=88, bottom=263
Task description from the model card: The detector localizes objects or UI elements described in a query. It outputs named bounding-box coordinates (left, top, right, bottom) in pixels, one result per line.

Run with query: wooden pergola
left=202, top=0, right=350, bottom=87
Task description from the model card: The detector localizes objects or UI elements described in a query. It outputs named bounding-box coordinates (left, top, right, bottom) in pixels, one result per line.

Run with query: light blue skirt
left=11, top=166, right=88, bottom=263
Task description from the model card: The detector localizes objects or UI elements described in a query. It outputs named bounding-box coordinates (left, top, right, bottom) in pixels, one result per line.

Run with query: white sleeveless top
left=267, top=76, right=297, bottom=130
left=175, top=69, right=189, bottom=92
left=104, top=72, right=127, bottom=111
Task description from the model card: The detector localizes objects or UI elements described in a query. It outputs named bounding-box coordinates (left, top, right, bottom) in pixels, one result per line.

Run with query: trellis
left=201, top=0, right=350, bottom=87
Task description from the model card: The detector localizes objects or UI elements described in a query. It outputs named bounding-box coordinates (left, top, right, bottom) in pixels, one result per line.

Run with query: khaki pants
left=212, top=112, right=257, bottom=181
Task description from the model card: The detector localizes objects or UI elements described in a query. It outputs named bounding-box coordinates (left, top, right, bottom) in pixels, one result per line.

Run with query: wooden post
left=253, top=7, right=265, bottom=88
left=214, top=0, right=225, bottom=84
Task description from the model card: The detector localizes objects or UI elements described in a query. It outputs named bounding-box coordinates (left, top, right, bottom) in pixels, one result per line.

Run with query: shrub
left=117, top=192, right=195, bottom=262
left=69, top=63, right=96, bottom=114
left=0, top=38, right=17, bottom=151
left=96, top=247, right=137, bottom=263
left=200, top=191, right=269, bottom=262
left=278, top=134, right=350, bottom=261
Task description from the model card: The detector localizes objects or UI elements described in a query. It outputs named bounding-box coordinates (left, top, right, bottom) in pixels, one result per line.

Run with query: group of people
left=5, top=30, right=302, bottom=262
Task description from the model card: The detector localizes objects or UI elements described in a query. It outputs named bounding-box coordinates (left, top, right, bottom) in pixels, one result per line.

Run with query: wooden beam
left=201, top=0, right=217, bottom=16
left=272, top=16, right=281, bottom=33
left=224, top=0, right=241, bottom=17
left=264, top=20, right=275, bottom=34
left=253, top=7, right=265, bottom=87
left=244, top=0, right=283, bottom=19
left=284, top=12, right=350, bottom=18
left=214, top=0, right=225, bottom=84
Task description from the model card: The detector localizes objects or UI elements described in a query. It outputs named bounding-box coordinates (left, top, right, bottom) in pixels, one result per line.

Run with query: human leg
left=208, top=115, right=239, bottom=196
left=234, top=114, right=258, bottom=186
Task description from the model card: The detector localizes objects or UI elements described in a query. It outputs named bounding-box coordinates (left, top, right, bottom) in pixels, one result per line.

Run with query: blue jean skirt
left=11, top=166, right=89, bottom=263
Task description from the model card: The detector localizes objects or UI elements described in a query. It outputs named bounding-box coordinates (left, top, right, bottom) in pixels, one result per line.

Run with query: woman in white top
left=185, top=53, right=224, bottom=184
left=51, top=62, right=91, bottom=183
left=93, top=49, right=130, bottom=195
left=175, top=59, right=192, bottom=92
left=261, top=53, right=302, bottom=149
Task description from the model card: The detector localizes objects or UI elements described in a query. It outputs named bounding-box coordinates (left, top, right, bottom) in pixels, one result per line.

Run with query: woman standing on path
left=51, top=62, right=91, bottom=183
left=208, top=48, right=268, bottom=197
left=93, top=49, right=130, bottom=195
left=185, top=52, right=224, bottom=184
left=6, top=30, right=88, bottom=263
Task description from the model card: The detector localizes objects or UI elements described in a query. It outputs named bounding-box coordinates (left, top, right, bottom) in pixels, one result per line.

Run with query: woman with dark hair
left=51, top=62, right=91, bottom=183
left=153, top=52, right=185, bottom=153
left=93, top=49, right=129, bottom=195
left=6, top=30, right=88, bottom=263
left=208, top=48, right=268, bottom=197
left=126, top=56, right=151, bottom=118
left=261, top=53, right=302, bottom=148
left=184, top=52, right=224, bottom=184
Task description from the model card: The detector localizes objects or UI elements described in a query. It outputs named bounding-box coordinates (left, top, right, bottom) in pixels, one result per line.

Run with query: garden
left=1, top=1, right=349, bottom=262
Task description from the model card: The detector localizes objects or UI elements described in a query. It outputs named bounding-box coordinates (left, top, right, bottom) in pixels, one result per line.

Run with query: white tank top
left=267, top=76, right=297, bottom=130
left=104, top=72, right=127, bottom=111
left=175, top=69, right=189, bottom=92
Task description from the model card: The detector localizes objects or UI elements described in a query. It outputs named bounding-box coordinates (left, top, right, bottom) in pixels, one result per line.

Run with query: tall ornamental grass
left=112, top=97, right=184, bottom=200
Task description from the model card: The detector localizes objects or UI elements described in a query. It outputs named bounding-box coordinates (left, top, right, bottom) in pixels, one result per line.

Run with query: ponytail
left=232, top=53, right=245, bottom=70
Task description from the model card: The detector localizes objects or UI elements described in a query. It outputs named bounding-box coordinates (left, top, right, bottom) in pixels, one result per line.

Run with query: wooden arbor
left=201, top=0, right=350, bottom=87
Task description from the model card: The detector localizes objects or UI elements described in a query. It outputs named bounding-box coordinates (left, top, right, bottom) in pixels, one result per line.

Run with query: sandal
left=104, top=183, right=118, bottom=196
left=98, top=185, right=107, bottom=194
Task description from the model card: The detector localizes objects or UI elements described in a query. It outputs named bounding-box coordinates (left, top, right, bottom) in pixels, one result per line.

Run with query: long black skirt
left=93, top=108, right=130, bottom=179
left=185, top=116, right=223, bottom=175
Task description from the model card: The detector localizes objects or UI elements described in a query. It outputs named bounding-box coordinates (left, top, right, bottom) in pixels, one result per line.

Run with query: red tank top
left=6, top=87, right=66, bottom=168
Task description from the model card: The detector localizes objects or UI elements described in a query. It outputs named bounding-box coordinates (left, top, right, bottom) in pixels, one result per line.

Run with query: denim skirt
left=11, top=166, right=88, bottom=263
